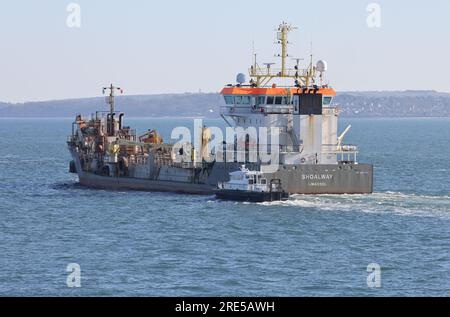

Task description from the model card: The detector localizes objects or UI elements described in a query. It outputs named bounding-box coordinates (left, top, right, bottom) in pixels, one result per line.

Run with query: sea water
left=0, top=117, right=449, bottom=296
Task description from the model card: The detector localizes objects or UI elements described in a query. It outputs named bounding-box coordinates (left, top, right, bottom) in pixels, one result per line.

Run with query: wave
left=259, top=191, right=450, bottom=219
left=51, top=181, right=84, bottom=191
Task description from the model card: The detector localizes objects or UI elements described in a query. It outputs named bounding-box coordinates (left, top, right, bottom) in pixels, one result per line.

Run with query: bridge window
left=224, top=95, right=234, bottom=104
left=257, top=96, right=265, bottom=105
left=234, top=96, right=251, bottom=105
left=323, top=96, right=333, bottom=106
left=274, top=96, right=283, bottom=105
left=267, top=96, right=275, bottom=104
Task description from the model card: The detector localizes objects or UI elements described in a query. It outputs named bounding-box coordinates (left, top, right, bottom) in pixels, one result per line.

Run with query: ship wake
left=260, top=192, right=450, bottom=219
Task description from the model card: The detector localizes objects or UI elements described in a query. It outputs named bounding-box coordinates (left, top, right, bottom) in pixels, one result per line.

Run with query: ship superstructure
left=220, top=22, right=355, bottom=166
left=68, top=23, right=373, bottom=195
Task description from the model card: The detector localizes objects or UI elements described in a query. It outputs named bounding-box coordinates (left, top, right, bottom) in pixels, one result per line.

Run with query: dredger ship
left=68, top=22, right=373, bottom=195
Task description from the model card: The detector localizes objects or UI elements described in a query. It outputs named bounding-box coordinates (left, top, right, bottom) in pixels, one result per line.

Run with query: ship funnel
left=119, top=113, right=124, bottom=130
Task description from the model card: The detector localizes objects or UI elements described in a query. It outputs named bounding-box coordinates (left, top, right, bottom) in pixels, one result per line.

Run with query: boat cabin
left=219, top=165, right=281, bottom=193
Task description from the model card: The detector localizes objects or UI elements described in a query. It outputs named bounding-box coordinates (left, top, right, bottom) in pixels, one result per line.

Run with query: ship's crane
left=337, top=125, right=352, bottom=148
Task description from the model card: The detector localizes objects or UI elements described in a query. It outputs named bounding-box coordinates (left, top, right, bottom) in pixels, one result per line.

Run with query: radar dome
left=316, top=60, right=328, bottom=73
left=236, top=73, right=246, bottom=85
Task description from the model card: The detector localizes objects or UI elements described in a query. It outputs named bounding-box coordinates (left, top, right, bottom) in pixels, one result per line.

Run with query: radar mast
left=103, top=84, right=123, bottom=115
left=249, top=22, right=316, bottom=88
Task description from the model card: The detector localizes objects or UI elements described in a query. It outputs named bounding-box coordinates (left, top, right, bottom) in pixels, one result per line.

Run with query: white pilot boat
left=215, top=166, right=289, bottom=202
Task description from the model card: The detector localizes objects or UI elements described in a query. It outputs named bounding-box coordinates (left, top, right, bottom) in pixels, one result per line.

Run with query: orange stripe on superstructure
left=220, top=87, right=336, bottom=96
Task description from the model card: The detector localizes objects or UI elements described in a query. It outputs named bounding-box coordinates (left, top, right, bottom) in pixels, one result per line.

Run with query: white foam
left=259, top=192, right=450, bottom=219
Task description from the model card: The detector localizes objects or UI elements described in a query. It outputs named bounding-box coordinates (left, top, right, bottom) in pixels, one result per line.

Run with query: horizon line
left=1, top=89, right=449, bottom=105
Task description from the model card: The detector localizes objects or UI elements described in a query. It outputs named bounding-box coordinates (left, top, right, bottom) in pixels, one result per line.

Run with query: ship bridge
left=219, top=22, right=357, bottom=166
left=220, top=86, right=336, bottom=114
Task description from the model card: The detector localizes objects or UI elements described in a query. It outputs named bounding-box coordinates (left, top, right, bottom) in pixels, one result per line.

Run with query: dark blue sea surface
left=0, top=117, right=449, bottom=296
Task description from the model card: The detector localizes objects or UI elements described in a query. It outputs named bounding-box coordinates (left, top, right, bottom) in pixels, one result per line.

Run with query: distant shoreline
left=1, top=116, right=449, bottom=120
left=2, top=90, right=450, bottom=105
left=1, top=91, right=450, bottom=118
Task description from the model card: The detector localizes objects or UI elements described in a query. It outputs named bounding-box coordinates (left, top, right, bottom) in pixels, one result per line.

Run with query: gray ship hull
left=77, top=171, right=215, bottom=194
left=270, top=163, right=373, bottom=194
left=70, top=150, right=373, bottom=195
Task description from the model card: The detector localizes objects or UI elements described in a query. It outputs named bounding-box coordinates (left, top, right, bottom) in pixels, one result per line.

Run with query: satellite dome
left=236, top=73, right=246, bottom=85
left=316, top=60, right=328, bottom=73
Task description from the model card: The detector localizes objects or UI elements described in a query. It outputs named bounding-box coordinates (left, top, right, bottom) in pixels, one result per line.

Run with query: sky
left=0, top=0, right=449, bottom=102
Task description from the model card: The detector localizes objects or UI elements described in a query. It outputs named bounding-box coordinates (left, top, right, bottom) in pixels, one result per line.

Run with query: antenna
left=252, top=40, right=255, bottom=60
left=275, top=22, right=297, bottom=77
left=304, top=40, right=315, bottom=88
left=249, top=22, right=318, bottom=87
left=252, top=40, right=257, bottom=69
left=103, top=84, right=123, bottom=115
left=292, top=58, right=304, bottom=64
left=292, top=58, right=304, bottom=76
left=264, top=62, right=275, bottom=75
